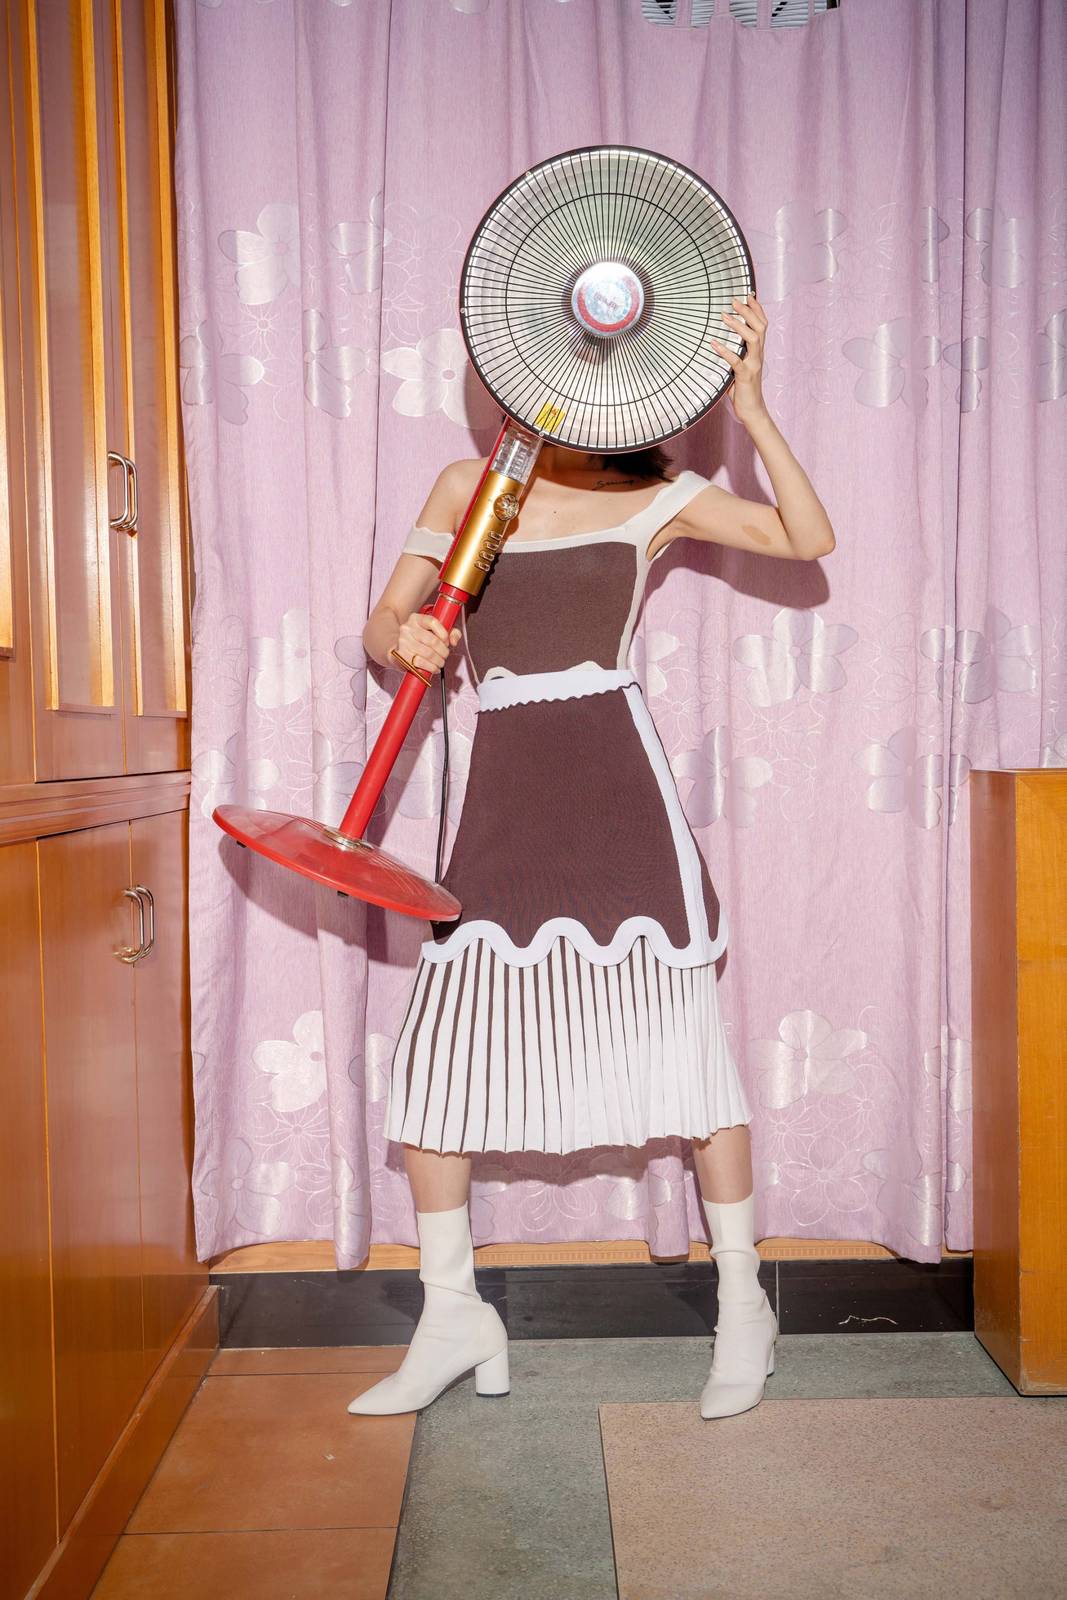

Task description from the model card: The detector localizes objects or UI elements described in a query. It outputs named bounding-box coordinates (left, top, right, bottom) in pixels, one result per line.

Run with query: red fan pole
left=336, top=583, right=466, bottom=841
left=213, top=419, right=541, bottom=919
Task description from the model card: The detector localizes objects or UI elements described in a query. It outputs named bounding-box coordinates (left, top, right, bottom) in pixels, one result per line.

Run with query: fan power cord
left=435, top=665, right=449, bottom=884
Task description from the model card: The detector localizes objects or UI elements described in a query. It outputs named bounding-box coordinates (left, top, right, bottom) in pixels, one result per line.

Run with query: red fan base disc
left=213, top=805, right=461, bottom=921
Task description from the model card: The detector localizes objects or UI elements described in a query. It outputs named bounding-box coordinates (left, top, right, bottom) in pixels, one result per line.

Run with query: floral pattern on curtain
left=175, top=0, right=1067, bottom=1268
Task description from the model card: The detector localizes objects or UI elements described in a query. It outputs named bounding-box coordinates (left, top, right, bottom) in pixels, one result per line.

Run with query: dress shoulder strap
left=628, top=470, right=714, bottom=561
left=402, top=524, right=453, bottom=562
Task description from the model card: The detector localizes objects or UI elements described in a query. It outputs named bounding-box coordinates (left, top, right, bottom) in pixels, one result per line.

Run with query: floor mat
left=599, top=1394, right=1067, bottom=1600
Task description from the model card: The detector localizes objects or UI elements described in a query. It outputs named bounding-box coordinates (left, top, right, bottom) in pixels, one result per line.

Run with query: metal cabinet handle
left=135, top=884, right=155, bottom=959
left=115, top=885, right=147, bottom=964
left=126, top=455, right=139, bottom=535
left=107, top=450, right=132, bottom=531
left=114, top=885, right=155, bottom=964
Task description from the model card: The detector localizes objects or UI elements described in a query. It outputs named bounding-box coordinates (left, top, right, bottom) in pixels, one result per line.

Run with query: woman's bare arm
left=661, top=414, right=836, bottom=562
left=650, top=293, right=836, bottom=563
left=363, top=460, right=478, bottom=672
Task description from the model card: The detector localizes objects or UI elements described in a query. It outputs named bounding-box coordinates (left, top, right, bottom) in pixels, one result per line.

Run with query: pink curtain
left=176, top=0, right=1066, bottom=1269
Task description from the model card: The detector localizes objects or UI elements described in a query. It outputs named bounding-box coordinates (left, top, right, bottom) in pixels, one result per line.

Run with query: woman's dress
left=383, top=469, right=754, bottom=1155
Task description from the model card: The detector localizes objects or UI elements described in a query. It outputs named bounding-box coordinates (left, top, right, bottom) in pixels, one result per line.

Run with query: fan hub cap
left=571, top=261, right=644, bottom=338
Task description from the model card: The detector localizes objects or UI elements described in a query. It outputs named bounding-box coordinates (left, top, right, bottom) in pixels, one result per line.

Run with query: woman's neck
left=533, top=445, right=635, bottom=487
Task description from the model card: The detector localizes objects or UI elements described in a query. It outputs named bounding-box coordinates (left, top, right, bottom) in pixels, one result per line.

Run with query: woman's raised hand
left=711, top=292, right=769, bottom=426
left=395, top=610, right=462, bottom=676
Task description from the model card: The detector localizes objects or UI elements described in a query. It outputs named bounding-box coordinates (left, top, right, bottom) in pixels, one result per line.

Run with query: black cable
left=435, top=663, right=449, bottom=884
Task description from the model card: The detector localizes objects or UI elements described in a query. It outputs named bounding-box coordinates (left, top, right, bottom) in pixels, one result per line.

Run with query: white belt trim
left=477, top=664, right=637, bottom=711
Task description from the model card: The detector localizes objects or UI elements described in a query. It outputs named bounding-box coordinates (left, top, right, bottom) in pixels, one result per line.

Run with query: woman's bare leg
left=348, top=1145, right=502, bottom=1414
left=690, top=1122, right=775, bottom=1417
left=403, top=1145, right=472, bottom=1211
left=691, top=1122, right=753, bottom=1203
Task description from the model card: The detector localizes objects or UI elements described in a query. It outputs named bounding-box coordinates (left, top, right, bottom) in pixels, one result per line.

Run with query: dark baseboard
left=209, top=1257, right=973, bottom=1348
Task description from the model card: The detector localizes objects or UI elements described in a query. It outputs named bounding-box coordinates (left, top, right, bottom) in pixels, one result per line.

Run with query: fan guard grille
left=460, top=145, right=755, bottom=454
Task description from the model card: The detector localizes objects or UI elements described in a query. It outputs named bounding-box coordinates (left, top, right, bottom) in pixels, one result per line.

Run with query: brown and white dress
left=383, top=469, right=754, bottom=1155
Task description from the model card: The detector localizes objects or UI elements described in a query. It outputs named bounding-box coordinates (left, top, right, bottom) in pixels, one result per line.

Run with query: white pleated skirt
left=384, top=932, right=753, bottom=1155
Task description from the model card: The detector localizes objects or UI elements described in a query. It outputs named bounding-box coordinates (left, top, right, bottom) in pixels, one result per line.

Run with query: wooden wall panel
left=969, top=770, right=1020, bottom=1379
left=1015, top=776, right=1067, bottom=1390
left=0, top=841, right=57, bottom=1599
left=971, top=769, right=1067, bottom=1394
left=0, top=0, right=35, bottom=784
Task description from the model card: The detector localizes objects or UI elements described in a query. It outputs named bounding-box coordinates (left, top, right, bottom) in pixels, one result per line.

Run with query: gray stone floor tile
left=386, top=1333, right=1016, bottom=1600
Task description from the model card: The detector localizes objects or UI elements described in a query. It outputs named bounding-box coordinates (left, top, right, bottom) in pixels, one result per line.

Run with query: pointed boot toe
left=347, top=1373, right=414, bottom=1417
left=346, top=1302, right=509, bottom=1416
left=700, top=1293, right=777, bottom=1421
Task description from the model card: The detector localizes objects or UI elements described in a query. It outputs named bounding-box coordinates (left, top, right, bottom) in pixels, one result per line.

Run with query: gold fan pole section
left=440, top=473, right=525, bottom=598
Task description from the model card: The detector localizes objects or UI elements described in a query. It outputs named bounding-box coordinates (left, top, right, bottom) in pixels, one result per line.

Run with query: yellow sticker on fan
left=534, top=402, right=566, bottom=433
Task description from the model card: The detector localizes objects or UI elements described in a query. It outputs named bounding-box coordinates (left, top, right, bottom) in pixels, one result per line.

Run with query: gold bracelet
left=389, top=646, right=432, bottom=686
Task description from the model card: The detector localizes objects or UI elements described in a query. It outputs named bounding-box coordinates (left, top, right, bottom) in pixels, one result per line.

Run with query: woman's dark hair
left=497, top=412, right=672, bottom=481
left=598, top=444, right=673, bottom=481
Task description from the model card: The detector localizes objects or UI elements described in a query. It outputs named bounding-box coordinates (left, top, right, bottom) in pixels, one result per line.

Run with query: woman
left=352, top=295, right=835, bottom=1420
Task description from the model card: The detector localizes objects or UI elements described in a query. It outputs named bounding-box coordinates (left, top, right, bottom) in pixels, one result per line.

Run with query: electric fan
left=214, top=145, right=755, bottom=916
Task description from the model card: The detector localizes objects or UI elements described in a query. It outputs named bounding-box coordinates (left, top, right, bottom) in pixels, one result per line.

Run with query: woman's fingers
left=728, top=293, right=767, bottom=329
left=397, top=610, right=461, bottom=675
left=722, top=295, right=767, bottom=340
left=711, top=336, right=740, bottom=368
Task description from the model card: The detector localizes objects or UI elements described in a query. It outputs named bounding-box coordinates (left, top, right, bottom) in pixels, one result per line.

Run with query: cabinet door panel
left=22, top=0, right=125, bottom=777
left=111, top=0, right=189, bottom=773
left=39, top=821, right=143, bottom=1534
left=0, top=16, right=35, bottom=785
left=131, top=808, right=205, bottom=1378
left=0, top=842, right=57, bottom=1598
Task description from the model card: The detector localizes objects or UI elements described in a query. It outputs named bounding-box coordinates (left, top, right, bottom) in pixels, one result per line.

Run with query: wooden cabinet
left=37, top=810, right=204, bottom=1534
left=0, top=4, right=207, bottom=1595
left=970, top=769, right=1067, bottom=1394
left=1, top=806, right=207, bottom=1592
left=4, top=0, right=188, bottom=783
left=39, top=822, right=145, bottom=1532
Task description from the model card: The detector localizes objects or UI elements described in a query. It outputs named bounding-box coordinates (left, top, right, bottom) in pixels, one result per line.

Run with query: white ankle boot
left=700, top=1193, right=777, bottom=1420
left=347, top=1202, right=509, bottom=1416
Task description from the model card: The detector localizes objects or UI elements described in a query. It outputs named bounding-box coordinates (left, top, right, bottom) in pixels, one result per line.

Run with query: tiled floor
left=90, top=1346, right=415, bottom=1600
left=386, top=1331, right=1030, bottom=1600
left=91, top=1332, right=1057, bottom=1600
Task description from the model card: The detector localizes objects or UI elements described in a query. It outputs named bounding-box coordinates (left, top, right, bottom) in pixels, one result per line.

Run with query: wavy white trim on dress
left=422, top=668, right=728, bottom=970
left=386, top=934, right=752, bottom=1155
left=419, top=907, right=728, bottom=970
left=478, top=665, right=637, bottom=710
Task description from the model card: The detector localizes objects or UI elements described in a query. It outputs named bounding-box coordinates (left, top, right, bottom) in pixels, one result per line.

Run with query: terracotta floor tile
left=91, top=1527, right=396, bottom=1599
left=127, top=1373, right=414, bottom=1533
left=210, top=1346, right=407, bottom=1376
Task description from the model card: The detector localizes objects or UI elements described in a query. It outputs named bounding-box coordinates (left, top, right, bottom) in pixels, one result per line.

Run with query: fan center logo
left=571, top=262, right=645, bottom=338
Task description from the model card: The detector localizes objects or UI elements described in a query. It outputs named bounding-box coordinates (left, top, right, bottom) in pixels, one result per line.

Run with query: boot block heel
left=766, top=1347, right=776, bottom=1376
left=474, top=1344, right=510, bottom=1397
